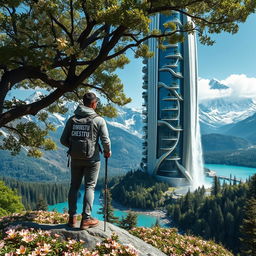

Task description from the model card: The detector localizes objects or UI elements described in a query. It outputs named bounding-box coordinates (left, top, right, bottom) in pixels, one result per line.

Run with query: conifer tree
left=233, top=176, right=237, bottom=186
left=248, top=174, right=256, bottom=198
left=240, top=198, right=256, bottom=256
left=173, top=205, right=181, bottom=223
left=119, top=211, right=138, bottom=230
left=97, top=190, right=119, bottom=224
left=239, top=175, right=256, bottom=255
left=211, top=176, right=221, bottom=196
left=36, top=195, right=48, bottom=211
left=152, top=218, right=161, bottom=228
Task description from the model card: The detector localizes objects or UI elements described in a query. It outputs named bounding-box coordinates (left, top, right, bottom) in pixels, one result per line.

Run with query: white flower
left=16, top=245, right=26, bottom=255
left=6, top=229, right=16, bottom=239
left=0, top=240, right=5, bottom=249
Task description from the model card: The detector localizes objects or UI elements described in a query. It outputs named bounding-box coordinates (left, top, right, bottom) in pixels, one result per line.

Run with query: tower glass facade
left=142, top=12, right=204, bottom=187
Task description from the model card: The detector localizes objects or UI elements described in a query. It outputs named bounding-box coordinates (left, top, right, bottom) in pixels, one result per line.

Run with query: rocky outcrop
left=20, top=220, right=167, bottom=256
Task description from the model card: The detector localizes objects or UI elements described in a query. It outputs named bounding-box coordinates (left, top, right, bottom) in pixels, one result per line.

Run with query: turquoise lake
left=48, top=164, right=256, bottom=227
left=205, top=164, right=256, bottom=185
left=48, top=190, right=160, bottom=227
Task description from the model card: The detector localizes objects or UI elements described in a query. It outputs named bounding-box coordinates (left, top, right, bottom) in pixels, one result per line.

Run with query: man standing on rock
left=60, top=92, right=111, bottom=230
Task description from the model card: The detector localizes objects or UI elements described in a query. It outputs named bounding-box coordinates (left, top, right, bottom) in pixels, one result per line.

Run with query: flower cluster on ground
left=0, top=211, right=138, bottom=255
left=0, top=227, right=84, bottom=256
left=130, top=227, right=233, bottom=256
left=0, top=227, right=138, bottom=256
left=0, top=211, right=68, bottom=230
left=0, top=211, right=233, bottom=256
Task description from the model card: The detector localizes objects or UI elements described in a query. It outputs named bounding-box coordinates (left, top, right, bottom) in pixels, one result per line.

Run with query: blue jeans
left=68, top=160, right=100, bottom=219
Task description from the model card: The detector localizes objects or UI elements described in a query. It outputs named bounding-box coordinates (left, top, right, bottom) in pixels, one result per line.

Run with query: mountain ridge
left=199, top=79, right=256, bottom=134
left=0, top=95, right=143, bottom=182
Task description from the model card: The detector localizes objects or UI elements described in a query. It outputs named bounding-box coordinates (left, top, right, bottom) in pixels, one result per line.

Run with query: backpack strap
left=88, top=114, right=103, bottom=153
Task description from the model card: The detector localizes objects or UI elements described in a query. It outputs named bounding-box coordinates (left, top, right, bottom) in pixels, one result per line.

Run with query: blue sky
left=198, top=14, right=256, bottom=80
left=119, top=14, right=256, bottom=108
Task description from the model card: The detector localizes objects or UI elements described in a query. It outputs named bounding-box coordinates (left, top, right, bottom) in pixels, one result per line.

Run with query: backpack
left=68, top=114, right=98, bottom=159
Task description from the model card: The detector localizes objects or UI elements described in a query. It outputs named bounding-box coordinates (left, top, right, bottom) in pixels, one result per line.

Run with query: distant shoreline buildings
left=141, top=12, right=204, bottom=187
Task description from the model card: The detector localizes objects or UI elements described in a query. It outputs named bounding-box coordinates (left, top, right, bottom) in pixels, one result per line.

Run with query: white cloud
left=198, top=78, right=231, bottom=100
left=125, top=118, right=135, bottom=127
left=198, top=74, right=256, bottom=101
left=220, top=74, right=256, bottom=99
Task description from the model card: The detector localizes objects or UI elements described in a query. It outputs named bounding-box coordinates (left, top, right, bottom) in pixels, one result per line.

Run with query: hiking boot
left=67, top=215, right=77, bottom=228
left=80, top=217, right=99, bottom=230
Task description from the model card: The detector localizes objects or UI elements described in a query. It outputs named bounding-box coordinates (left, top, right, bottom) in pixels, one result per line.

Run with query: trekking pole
left=104, top=157, right=108, bottom=232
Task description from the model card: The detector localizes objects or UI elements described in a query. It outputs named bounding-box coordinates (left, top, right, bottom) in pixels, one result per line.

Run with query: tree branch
left=76, top=25, right=127, bottom=86
left=70, top=0, right=74, bottom=44
left=3, top=5, right=22, bottom=50
left=66, top=56, right=77, bottom=83
left=0, top=67, right=64, bottom=114
left=49, top=14, right=73, bottom=41
left=79, top=24, right=109, bottom=49
left=148, top=7, right=234, bottom=25
left=3, top=125, right=29, bottom=142
left=0, top=88, right=66, bottom=127
left=77, top=20, right=95, bottom=45
left=4, top=6, right=17, bottom=35
left=52, top=58, right=93, bottom=68
left=33, top=70, right=65, bottom=88
left=99, top=25, right=111, bottom=54
left=105, top=28, right=193, bottom=61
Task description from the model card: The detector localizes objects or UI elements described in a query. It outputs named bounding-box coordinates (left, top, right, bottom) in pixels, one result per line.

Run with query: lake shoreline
left=111, top=198, right=172, bottom=226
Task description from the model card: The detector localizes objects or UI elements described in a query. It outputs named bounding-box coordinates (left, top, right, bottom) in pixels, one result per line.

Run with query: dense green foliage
left=0, top=176, right=69, bottom=210
left=204, top=147, right=256, bottom=167
left=0, top=180, right=24, bottom=217
left=166, top=176, right=256, bottom=254
left=239, top=198, right=256, bottom=256
left=0, top=149, right=69, bottom=182
left=239, top=175, right=256, bottom=256
left=111, top=170, right=169, bottom=209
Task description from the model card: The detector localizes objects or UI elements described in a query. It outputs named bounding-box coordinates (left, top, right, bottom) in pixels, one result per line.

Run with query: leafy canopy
left=0, top=180, right=25, bottom=217
left=0, top=0, right=255, bottom=156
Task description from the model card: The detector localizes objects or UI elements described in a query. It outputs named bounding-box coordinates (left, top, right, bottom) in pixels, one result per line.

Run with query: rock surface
left=20, top=220, right=167, bottom=256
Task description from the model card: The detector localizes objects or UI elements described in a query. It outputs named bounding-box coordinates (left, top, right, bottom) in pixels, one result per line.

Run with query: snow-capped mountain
left=105, top=107, right=143, bottom=137
left=222, top=112, right=256, bottom=143
left=25, top=91, right=44, bottom=103
left=24, top=92, right=143, bottom=138
left=199, top=79, right=256, bottom=134
left=209, top=79, right=229, bottom=90
left=200, top=97, right=256, bottom=127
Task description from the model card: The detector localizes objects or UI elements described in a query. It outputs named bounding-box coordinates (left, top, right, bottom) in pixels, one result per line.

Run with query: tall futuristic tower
left=141, top=12, right=204, bottom=187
